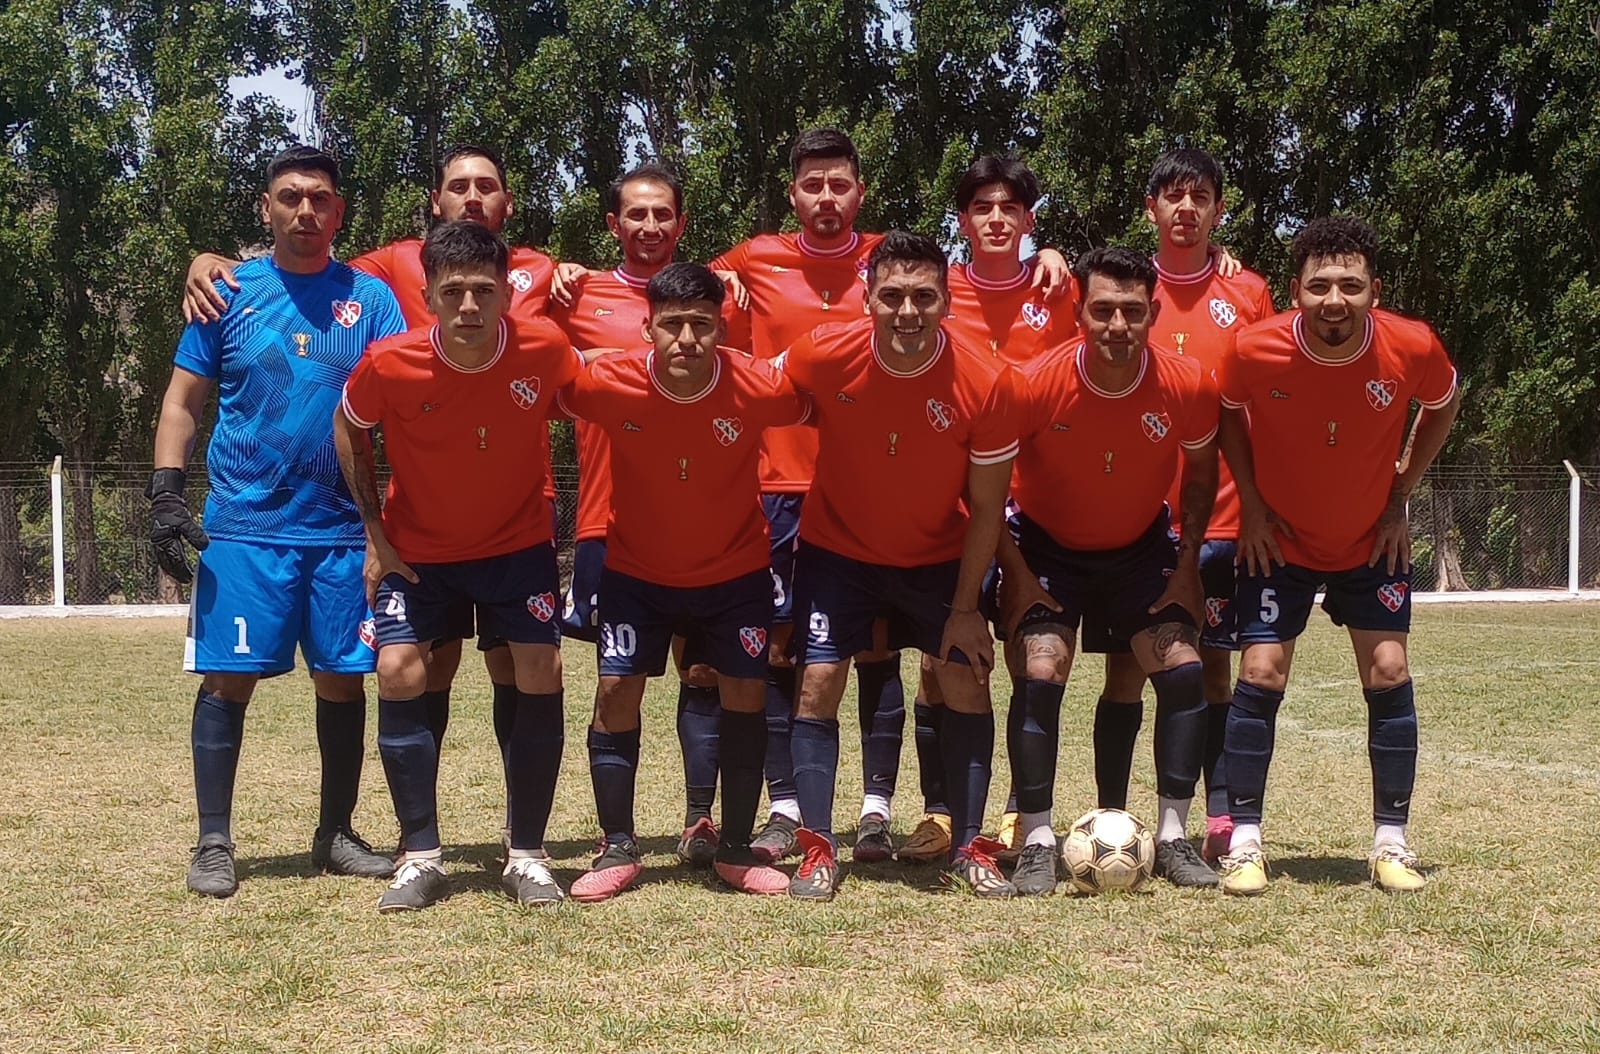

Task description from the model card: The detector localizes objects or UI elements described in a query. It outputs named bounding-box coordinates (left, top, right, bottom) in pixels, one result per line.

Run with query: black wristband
left=146, top=467, right=187, bottom=500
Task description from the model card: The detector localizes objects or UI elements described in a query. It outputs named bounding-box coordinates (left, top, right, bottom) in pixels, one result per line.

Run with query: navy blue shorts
left=598, top=566, right=772, bottom=679
left=763, top=493, right=803, bottom=625
left=1235, top=562, right=1412, bottom=644
left=1195, top=539, right=1239, bottom=651
left=373, top=543, right=562, bottom=650
left=1006, top=510, right=1193, bottom=651
left=561, top=538, right=607, bottom=644
left=432, top=499, right=558, bottom=651
left=792, top=542, right=963, bottom=665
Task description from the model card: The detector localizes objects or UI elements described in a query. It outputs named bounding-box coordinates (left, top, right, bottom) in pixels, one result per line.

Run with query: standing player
left=1090, top=149, right=1277, bottom=862
left=993, top=247, right=1222, bottom=895
left=900, top=153, right=1077, bottom=864
left=151, top=145, right=407, bottom=897
left=334, top=221, right=579, bottom=911
left=558, top=263, right=810, bottom=899
left=1214, top=217, right=1459, bottom=895
left=548, top=163, right=749, bottom=868
left=778, top=231, right=1018, bottom=900
left=711, top=130, right=1068, bottom=864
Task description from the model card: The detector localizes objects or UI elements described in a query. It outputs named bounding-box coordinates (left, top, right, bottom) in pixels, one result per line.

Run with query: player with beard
left=1214, top=217, right=1458, bottom=895
left=1088, top=149, right=1278, bottom=863
left=712, top=131, right=1068, bottom=866
left=547, top=162, right=749, bottom=868
left=182, top=145, right=585, bottom=841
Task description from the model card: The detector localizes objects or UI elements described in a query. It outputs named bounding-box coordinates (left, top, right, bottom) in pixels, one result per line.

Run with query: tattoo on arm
left=1179, top=449, right=1219, bottom=550
left=336, top=423, right=384, bottom=528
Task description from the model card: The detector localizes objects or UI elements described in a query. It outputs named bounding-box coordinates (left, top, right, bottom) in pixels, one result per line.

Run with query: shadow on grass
left=1272, top=854, right=1372, bottom=886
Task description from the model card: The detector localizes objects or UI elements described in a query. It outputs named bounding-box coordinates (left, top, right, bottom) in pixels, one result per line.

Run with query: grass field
left=3, top=606, right=1600, bottom=1053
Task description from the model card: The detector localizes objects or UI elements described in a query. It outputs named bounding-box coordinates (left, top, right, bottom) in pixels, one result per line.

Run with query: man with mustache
left=152, top=145, right=408, bottom=897
left=1214, top=216, right=1459, bottom=895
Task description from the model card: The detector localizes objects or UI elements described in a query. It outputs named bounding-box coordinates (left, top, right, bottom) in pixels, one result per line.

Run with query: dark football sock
left=507, top=690, right=564, bottom=850
left=192, top=688, right=247, bottom=841
left=940, top=709, right=995, bottom=853
left=855, top=657, right=904, bottom=805
left=314, top=695, right=366, bottom=835
left=1150, top=662, right=1207, bottom=801
left=420, top=687, right=450, bottom=755
left=790, top=716, right=840, bottom=842
left=1007, top=678, right=1064, bottom=816
left=913, top=699, right=948, bottom=814
left=1092, top=696, right=1143, bottom=810
left=1225, top=681, right=1284, bottom=827
left=764, top=664, right=798, bottom=803
left=718, top=709, right=768, bottom=847
left=1204, top=701, right=1232, bottom=819
left=1366, top=681, right=1418, bottom=826
left=677, top=683, right=721, bottom=825
left=588, top=726, right=641, bottom=842
left=377, top=695, right=440, bottom=853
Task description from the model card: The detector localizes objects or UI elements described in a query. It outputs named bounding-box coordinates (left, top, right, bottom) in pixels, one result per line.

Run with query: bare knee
left=483, top=643, right=517, bottom=685
left=1019, top=627, right=1073, bottom=684
left=1200, top=646, right=1234, bottom=703
left=796, top=662, right=846, bottom=720
left=594, top=676, right=645, bottom=731
left=201, top=672, right=258, bottom=705
left=1101, top=651, right=1146, bottom=701
left=426, top=638, right=463, bottom=691
left=1237, top=644, right=1290, bottom=694
left=376, top=646, right=428, bottom=699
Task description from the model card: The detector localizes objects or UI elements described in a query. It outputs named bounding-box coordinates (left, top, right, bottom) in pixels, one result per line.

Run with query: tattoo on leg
left=1150, top=622, right=1199, bottom=663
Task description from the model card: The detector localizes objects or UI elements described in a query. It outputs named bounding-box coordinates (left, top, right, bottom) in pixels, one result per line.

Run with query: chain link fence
left=0, top=456, right=1595, bottom=605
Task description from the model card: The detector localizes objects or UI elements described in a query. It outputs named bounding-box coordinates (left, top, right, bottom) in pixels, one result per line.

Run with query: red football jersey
left=1152, top=256, right=1277, bottom=541
left=549, top=267, right=752, bottom=542
left=944, top=261, right=1078, bottom=367
left=341, top=317, right=581, bottom=563
left=710, top=231, right=885, bottom=491
left=779, top=318, right=1019, bottom=567
left=1219, top=308, right=1457, bottom=570
left=1013, top=341, right=1219, bottom=551
left=351, top=239, right=561, bottom=501
left=558, top=347, right=810, bottom=588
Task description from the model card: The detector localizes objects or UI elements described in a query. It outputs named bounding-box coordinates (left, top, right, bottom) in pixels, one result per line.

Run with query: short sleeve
left=341, top=349, right=386, bottom=429
left=1181, top=368, right=1221, bottom=449
left=526, top=316, right=583, bottom=390
left=173, top=309, right=226, bottom=379
left=754, top=361, right=812, bottom=427
left=1218, top=331, right=1249, bottom=410
left=560, top=359, right=606, bottom=424
left=969, top=365, right=1020, bottom=466
left=1415, top=327, right=1457, bottom=410
left=709, top=240, right=749, bottom=277
left=772, top=331, right=817, bottom=391
left=349, top=244, right=391, bottom=282
left=1255, top=283, right=1277, bottom=321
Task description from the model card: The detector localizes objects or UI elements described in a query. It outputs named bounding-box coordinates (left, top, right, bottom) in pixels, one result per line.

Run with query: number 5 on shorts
left=1259, top=588, right=1279, bottom=624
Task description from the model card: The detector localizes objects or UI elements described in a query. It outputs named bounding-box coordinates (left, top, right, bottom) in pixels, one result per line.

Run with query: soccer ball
left=1060, top=808, right=1156, bottom=894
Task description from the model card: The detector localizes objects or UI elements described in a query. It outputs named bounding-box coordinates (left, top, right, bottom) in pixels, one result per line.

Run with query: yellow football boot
left=1219, top=845, right=1270, bottom=896
left=1370, top=844, right=1426, bottom=892
left=895, top=813, right=952, bottom=863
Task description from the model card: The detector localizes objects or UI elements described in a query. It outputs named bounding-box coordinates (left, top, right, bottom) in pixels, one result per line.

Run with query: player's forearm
left=1177, top=448, right=1219, bottom=560
left=955, top=460, right=1012, bottom=610
left=1390, top=391, right=1461, bottom=504
left=1217, top=408, right=1263, bottom=508
left=152, top=375, right=210, bottom=469
left=994, top=524, right=1030, bottom=580
left=332, top=412, right=386, bottom=536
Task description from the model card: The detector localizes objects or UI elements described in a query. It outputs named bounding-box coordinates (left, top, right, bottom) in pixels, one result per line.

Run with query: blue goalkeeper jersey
left=174, top=255, right=406, bottom=544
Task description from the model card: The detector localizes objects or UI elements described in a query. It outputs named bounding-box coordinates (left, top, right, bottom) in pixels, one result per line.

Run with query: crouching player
left=1215, top=217, right=1459, bottom=895
left=994, top=247, right=1222, bottom=894
left=333, top=221, right=581, bottom=912
left=557, top=263, right=812, bottom=899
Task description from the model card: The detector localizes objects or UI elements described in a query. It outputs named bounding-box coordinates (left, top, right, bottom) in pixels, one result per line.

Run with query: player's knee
left=311, top=670, right=365, bottom=703
left=202, top=672, right=258, bottom=705
left=483, top=643, right=517, bottom=685
left=1236, top=644, right=1289, bottom=693
left=424, top=645, right=461, bottom=692
left=1364, top=654, right=1410, bottom=690
left=917, top=655, right=943, bottom=705
left=1018, top=627, right=1072, bottom=683
left=934, top=664, right=993, bottom=715
left=1200, top=648, right=1234, bottom=703
left=376, top=647, right=427, bottom=699
left=795, top=665, right=845, bottom=720
left=594, top=677, right=644, bottom=730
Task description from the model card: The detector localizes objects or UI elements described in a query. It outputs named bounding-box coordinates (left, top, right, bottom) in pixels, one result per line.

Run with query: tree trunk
left=0, top=485, right=26, bottom=603
left=64, top=459, right=103, bottom=604
left=1431, top=489, right=1471, bottom=591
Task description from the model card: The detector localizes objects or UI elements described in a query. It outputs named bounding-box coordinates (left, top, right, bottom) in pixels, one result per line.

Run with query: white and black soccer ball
left=1060, top=808, right=1156, bottom=894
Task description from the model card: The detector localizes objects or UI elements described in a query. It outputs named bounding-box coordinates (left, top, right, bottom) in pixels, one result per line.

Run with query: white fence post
left=50, top=456, right=65, bottom=607
left=1564, top=460, right=1581, bottom=595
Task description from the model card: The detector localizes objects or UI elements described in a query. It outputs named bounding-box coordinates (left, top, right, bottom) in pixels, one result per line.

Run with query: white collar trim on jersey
left=647, top=348, right=722, bottom=402
left=1075, top=340, right=1148, bottom=398
left=1294, top=312, right=1375, bottom=365
left=612, top=267, right=651, bottom=290
left=872, top=329, right=946, bottom=377
left=796, top=230, right=862, bottom=259
left=1151, top=254, right=1217, bottom=285
left=430, top=319, right=507, bottom=374
left=961, top=260, right=1033, bottom=292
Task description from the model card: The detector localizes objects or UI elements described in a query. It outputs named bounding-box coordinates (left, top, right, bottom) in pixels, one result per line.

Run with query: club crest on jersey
left=713, top=416, right=743, bottom=446
left=527, top=592, right=557, bottom=622
left=1366, top=379, right=1398, bottom=412
left=331, top=299, right=362, bottom=328
left=1376, top=581, right=1409, bottom=613
left=358, top=618, right=377, bottom=650
left=926, top=398, right=956, bottom=432
left=509, top=376, right=541, bottom=409
left=1208, top=298, right=1238, bottom=328
left=1204, top=597, right=1228, bottom=628
left=739, top=625, right=768, bottom=658
left=1021, top=301, right=1050, bottom=331
left=1140, top=411, right=1171, bottom=442
left=508, top=268, right=533, bottom=293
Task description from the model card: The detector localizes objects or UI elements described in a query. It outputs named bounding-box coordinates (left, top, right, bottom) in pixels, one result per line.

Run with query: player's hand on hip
left=183, top=254, right=240, bottom=324
left=146, top=468, right=210, bottom=585
left=1031, top=248, right=1071, bottom=302
left=999, top=570, right=1062, bottom=640
left=939, top=608, right=996, bottom=687
left=1368, top=500, right=1411, bottom=575
left=1238, top=499, right=1292, bottom=578
left=364, top=541, right=420, bottom=609
left=714, top=269, right=749, bottom=311
left=1150, top=562, right=1203, bottom=623
left=549, top=262, right=591, bottom=307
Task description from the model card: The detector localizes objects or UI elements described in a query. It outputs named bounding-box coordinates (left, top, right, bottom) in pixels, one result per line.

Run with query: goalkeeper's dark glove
left=146, top=467, right=210, bottom=584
